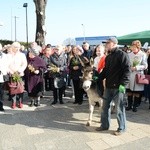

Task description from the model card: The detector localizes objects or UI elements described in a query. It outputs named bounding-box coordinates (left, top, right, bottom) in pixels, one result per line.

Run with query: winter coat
left=49, top=52, right=67, bottom=78
left=25, top=56, right=46, bottom=93
left=69, top=55, right=83, bottom=80
left=82, top=49, right=93, bottom=60
left=100, top=48, right=131, bottom=88
left=0, top=52, right=9, bottom=83
left=147, top=55, right=150, bottom=75
left=7, top=51, right=27, bottom=76
left=127, top=50, right=148, bottom=91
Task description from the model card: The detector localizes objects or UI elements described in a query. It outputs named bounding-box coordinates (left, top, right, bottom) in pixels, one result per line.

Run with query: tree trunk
left=33, top=0, right=47, bottom=46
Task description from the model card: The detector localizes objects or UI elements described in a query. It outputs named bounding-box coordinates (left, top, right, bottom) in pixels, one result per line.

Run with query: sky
left=0, top=0, right=150, bottom=45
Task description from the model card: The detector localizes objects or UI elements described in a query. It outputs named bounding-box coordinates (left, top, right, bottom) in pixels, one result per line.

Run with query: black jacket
left=82, top=49, right=93, bottom=60
left=69, top=55, right=84, bottom=80
left=100, top=48, right=131, bottom=88
left=147, top=55, right=150, bottom=75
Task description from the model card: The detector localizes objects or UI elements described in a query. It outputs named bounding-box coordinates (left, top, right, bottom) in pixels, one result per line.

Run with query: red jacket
left=97, top=55, right=106, bottom=73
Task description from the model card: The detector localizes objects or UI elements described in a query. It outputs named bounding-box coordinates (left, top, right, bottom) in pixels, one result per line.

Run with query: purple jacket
left=25, top=56, right=46, bottom=93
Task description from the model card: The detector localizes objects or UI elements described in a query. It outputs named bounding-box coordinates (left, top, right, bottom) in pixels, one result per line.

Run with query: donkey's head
left=82, top=58, right=94, bottom=91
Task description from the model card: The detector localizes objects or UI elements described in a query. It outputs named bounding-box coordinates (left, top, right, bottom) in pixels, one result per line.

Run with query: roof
left=117, top=30, right=150, bottom=45
left=75, top=36, right=116, bottom=45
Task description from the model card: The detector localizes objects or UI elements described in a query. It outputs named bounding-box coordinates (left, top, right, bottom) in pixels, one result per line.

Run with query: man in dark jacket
left=82, top=42, right=93, bottom=60
left=96, top=37, right=131, bottom=136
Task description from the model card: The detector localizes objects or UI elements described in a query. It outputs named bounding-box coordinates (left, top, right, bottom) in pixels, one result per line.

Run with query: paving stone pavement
left=0, top=88, right=150, bottom=150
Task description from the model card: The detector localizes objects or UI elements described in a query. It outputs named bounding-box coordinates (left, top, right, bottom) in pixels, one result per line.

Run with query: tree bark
left=33, top=0, right=47, bottom=46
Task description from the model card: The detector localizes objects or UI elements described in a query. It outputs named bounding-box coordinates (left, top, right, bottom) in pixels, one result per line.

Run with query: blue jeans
left=101, top=88, right=126, bottom=132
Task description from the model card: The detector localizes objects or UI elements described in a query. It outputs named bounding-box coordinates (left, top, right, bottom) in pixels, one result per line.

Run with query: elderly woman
left=25, top=45, right=46, bottom=107
left=126, top=40, right=148, bottom=112
left=49, top=45, right=67, bottom=105
left=7, top=42, right=27, bottom=109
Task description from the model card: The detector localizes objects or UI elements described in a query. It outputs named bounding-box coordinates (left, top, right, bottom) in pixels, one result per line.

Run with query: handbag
left=54, top=76, right=65, bottom=89
left=8, top=81, right=24, bottom=95
left=135, top=73, right=150, bottom=84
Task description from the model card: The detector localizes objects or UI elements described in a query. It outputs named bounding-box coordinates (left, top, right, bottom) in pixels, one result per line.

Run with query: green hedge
left=0, top=39, right=30, bottom=48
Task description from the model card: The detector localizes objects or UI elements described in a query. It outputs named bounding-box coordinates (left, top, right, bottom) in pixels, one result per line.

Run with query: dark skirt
left=28, top=82, right=43, bottom=97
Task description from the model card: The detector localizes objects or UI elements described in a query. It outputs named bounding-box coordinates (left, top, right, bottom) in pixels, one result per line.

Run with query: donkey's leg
left=98, top=98, right=103, bottom=123
left=86, top=103, right=94, bottom=126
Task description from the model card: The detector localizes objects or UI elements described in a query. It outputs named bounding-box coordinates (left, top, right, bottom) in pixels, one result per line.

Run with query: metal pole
left=14, top=16, right=19, bottom=41
left=25, top=6, right=28, bottom=49
left=14, top=16, right=17, bottom=41
left=23, top=3, right=28, bottom=49
left=81, top=24, right=85, bottom=42
left=11, top=8, right=13, bottom=41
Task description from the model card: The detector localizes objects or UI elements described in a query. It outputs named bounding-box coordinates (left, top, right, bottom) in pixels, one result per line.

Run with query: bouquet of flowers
left=48, top=64, right=59, bottom=73
left=12, top=72, right=22, bottom=82
left=28, top=64, right=35, bottom=73
left=72, top=57, right=79, bottom=66
left=132, top=57, right=140, bottom=67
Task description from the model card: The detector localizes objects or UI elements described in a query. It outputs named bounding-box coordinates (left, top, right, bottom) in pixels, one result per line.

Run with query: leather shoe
left=132, top=107, right=137, bottom=112
left=60, top=101, right=64, bottom=104
left=114, top=130, right=123, bottom=136
left=78, top=102, right=83, bottom=105
left=0, top=107, right=4, bottom=111
left=51, top=101, right=57, bottom=105
left=95, top=127, right=108, bottom=131
left=126, top=106, right=132, bottom=111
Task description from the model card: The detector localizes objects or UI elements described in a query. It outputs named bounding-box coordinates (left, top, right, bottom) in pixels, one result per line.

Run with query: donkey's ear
left=90, top=58, right=94, bottom=67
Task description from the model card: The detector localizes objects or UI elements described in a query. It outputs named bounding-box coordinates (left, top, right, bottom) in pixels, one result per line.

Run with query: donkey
left=81, top=59, right=103, bottom=126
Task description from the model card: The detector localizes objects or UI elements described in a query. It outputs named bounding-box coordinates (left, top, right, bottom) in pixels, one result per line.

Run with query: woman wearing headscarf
left=25, top=45, right=46, bottom=107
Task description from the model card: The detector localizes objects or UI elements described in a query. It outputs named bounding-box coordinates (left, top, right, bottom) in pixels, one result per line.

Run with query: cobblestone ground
left=0, top=88, right=150, bottom=150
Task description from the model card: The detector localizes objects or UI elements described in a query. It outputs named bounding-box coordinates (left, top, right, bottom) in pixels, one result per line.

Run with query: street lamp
left=14, top=16, right=19, bottom=41
left=23, top=3, right=28, bottom=49
left=81, top=24, right=85, bottom=42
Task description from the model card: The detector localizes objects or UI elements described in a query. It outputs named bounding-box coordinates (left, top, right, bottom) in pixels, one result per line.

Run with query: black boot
left=51, top=89, right=58, bottom=105
left=35, top=96, right=40, bottom=107
left=59, top=88, right=64, bottom=104
left=59, top=100, right=64, bottom=104
left=51, top=100, right=57, bottom=105
left=126, top=96, right=133, bottom=111
left=59, top=94, right=64, bottom=104
left=136, top=95, right=142, bottom=107
left=29, top=99, right=35, bottom=107
left=132, top=97, right=139, bottom=112
left=0, top=101, right=4, bottom=111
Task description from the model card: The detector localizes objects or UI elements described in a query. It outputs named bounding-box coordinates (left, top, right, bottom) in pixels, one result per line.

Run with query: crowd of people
left=0, top=38, right=150, bottom=136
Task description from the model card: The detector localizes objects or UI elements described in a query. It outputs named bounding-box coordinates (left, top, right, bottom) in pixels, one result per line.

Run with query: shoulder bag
left=135, top=73, right=150, bottom=84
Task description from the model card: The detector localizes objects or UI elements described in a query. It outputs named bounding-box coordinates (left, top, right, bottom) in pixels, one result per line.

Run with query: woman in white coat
left=0, top=43, right=9, bottom=111
left=7, top=42, right=27, bottom=109
left=126, top=40, right=148, bottom=112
